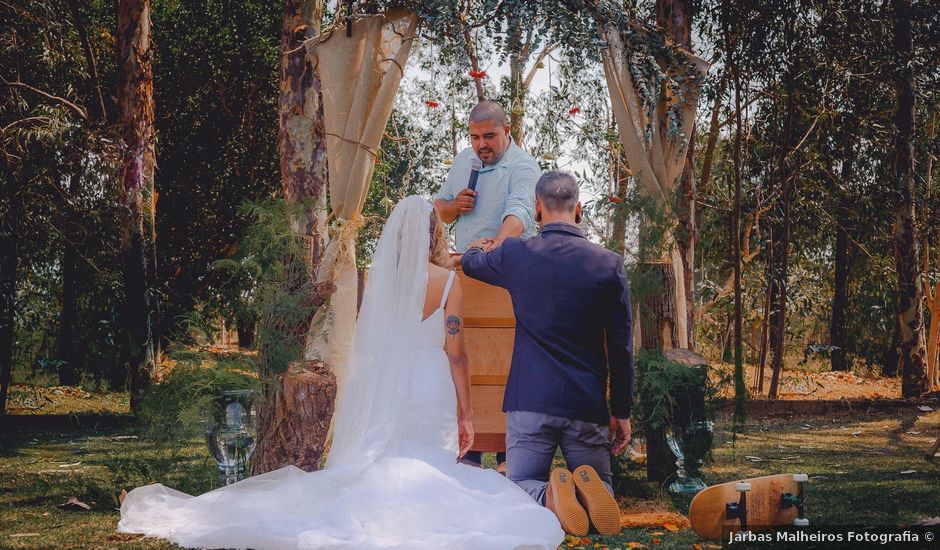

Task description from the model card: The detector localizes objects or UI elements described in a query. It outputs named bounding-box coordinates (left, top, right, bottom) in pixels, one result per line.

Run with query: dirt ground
left=712, top=360, right=902, bottom=400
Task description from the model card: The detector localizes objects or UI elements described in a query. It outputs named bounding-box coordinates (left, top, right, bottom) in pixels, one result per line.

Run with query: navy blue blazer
left=461, top=223, right=634, bottom=425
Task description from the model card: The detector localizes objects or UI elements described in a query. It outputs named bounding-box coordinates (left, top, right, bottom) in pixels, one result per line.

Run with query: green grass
left=2, top=406, right=938, bottom=549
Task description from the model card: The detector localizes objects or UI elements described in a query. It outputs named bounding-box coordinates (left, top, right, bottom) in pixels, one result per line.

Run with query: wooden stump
left=251, top=360, right=336, bottom=475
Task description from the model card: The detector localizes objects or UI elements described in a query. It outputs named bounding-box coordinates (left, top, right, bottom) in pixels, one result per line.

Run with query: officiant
left=434, top=101, right=540, bottom=252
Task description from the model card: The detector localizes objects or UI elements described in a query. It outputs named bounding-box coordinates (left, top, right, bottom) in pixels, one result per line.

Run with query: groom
left=460, top=171, right=634, bottom=536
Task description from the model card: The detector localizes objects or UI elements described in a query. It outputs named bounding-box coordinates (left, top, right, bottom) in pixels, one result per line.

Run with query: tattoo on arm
left=446, top=315, right=462, bottom=341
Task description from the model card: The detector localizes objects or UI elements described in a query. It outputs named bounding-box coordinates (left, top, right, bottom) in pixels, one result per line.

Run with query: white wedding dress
left=118, top=197, right=564, bottom=550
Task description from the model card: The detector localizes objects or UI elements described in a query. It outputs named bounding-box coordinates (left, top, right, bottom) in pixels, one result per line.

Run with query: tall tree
left=252, top=0, right=331, bottom=475
left=891, top=0, right=928, bottom=397
left=0, top=153, right=21, bottom=415
left=656, top=0, right=697, bottom=350
left=116, top=0, right=158, bottom=411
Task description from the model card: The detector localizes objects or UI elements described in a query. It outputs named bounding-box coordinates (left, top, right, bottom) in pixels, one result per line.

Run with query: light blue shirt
left=435, top=141, right=540, bottom=252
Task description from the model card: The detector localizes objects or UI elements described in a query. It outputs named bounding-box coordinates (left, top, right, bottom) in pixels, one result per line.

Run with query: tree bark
left=639, top=263, right=680, bottom=351
left=830, top=152, right=857, bottom=372
left=253, top=0, right=331, bottom=474
left=891, top=0, right=928, bottom=397
left=252, top=361, right=336, bottom=474
left=0, top=155, right=21, bottom=416
left=117, top=0, right=158, bottom=413
left=657, top=0, right=697, bottom=350
left=279, top=0, right=328, bottom=276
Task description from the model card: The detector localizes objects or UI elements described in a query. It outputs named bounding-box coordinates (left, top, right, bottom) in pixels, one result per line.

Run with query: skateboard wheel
left=793, top=474, right=808, bottom=482
left=794, top=518, right=810, bottom=527
left=735, top=482, right=752, bottom=492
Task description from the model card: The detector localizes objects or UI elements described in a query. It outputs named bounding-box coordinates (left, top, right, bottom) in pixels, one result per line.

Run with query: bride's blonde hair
left=429, top=208, right=453, bottom=268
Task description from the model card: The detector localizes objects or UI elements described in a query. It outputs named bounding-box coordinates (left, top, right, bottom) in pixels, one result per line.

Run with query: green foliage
left=214, top=199, right=316, bottom=378
left=632, top=350, right=715, bottom=432
left=152, top=0, right=281, bottom=340
left=136, top=347, right=259, bottom=445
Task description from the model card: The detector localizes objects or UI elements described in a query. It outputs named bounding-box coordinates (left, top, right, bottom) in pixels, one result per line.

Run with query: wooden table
left=455, top=259, right=514, bottom=452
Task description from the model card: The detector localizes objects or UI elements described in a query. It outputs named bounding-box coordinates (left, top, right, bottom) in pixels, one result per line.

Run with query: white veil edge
left=325, top=196, right=432, bottom=468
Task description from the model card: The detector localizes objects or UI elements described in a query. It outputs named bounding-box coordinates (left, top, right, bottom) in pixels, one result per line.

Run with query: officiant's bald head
left=468, top=101, right=511, bottom=165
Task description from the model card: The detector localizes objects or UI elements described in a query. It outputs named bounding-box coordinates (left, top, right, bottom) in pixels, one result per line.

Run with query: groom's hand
left=467, top=237, right=495, bottom=252
left=609, top=416, right=632, bottom=455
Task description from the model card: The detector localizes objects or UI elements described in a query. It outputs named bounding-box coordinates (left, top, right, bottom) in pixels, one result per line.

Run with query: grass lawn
left=2, top=402, right=939, bottom=549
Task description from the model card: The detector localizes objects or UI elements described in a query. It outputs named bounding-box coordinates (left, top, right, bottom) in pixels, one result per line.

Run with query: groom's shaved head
left=468, top=101, right=508, bottom=126
left=536, top=171, right=579, bottom=212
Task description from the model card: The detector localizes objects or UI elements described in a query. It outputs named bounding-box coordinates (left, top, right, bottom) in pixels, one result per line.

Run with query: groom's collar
left=539, top=222, right=585, bottom=238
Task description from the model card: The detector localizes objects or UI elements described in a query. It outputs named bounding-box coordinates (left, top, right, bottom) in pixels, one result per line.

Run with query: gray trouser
left=505, top=410, right=614, bottom=505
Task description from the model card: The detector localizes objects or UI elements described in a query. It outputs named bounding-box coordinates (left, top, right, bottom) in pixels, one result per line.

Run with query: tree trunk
left=768, top=69, right=796, bottom=400
left=638, top=263, right=681, bottom=351
left=731, top=58, right=746, bottom=422
left=252, top=361, right=337, bottom=474
left=279, top=0, right=328, bottom=275
left=236, top=316, right=256, bottom=349
left=57, top=160, right=83, bottom=386
left=117, top=0, right=158, bottom=413
left=459, top=3, right=485, bottom=103
left=508, top=29, right=525, bottom=146
left=0, top=156, right=21, bottom=416
left=657, top=0, right=696, bottom=350
left=830, top=152, right=858, bottom=372
left=891, top=0, right=928, bottom=398
left=253, top=0, right=331, bottom=474
left=609, top=150, right=629, bottom=255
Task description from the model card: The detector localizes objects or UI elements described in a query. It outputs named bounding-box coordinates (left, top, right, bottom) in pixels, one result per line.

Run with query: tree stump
left=251, top=360, right=336, bottom=475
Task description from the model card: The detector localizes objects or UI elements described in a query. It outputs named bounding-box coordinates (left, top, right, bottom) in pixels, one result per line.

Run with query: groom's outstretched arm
left=606, top=260, right=635, bottom=420
left=460, top=243, right=509, bottom=289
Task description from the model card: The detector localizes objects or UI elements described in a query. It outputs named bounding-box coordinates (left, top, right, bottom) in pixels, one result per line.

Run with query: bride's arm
left=444, top=277, right=474, bottom=456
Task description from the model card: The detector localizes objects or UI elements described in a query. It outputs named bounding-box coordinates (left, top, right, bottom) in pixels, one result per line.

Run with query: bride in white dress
left=118, top=196, right=565, bottom=550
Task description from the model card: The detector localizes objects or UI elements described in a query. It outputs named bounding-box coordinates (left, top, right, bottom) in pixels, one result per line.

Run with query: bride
left=118, top=196, right=565, bottom=550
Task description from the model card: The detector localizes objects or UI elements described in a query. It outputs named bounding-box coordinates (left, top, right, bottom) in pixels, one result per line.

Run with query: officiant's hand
left=453, top=188, right=477, bottom=215
left=609, top=416, right=632, bottom=455
left=458, top=416, right=475, bottom=458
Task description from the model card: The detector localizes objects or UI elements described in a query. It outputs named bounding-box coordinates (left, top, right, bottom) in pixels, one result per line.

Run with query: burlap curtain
left=304, top=9, right=419, bottom=381
left=599, top=23, right=708, bottom=349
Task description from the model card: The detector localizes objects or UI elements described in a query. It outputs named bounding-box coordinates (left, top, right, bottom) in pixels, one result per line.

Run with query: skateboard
left=689, top=473, right=809, bottom=540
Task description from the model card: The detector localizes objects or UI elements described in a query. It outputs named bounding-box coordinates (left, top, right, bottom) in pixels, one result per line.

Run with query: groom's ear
left=575, top=202, right=582, bottom=224
left=535, top=199, right=542, bottom=223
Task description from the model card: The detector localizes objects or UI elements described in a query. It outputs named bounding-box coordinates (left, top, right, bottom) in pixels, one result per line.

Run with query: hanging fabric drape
left=599, top=23, right=708, bottom=349
left=304, top=9, right=419, bottom=383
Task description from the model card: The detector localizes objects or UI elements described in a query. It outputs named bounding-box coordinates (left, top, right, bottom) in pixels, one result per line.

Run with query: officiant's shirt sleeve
left=435, top=151, right=467, bottom=203
left=460, top=245, right=508, bottom=289
left=502, top=160, right=539, bottom=233
left=607, top=259, right=635, bottom=419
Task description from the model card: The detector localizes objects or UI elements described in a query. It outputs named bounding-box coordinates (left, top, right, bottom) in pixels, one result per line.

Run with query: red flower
left=608, top=194, right=622, bottom=203
left=468, top=69, right=487, bottom=79
left=569, top=106, right=581, bottom=115
left=425, top=100, right=440, bottom=108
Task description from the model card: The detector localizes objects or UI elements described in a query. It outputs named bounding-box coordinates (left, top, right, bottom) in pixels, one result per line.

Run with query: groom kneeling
left=461, top=171, right=635, bottom=536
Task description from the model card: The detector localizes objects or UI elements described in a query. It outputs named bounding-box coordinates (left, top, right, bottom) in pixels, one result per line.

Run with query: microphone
left=467, top=158, right=482, bottom=192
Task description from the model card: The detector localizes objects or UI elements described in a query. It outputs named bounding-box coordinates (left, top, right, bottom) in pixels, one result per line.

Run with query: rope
left=324, top=132, right=379, bottom=158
